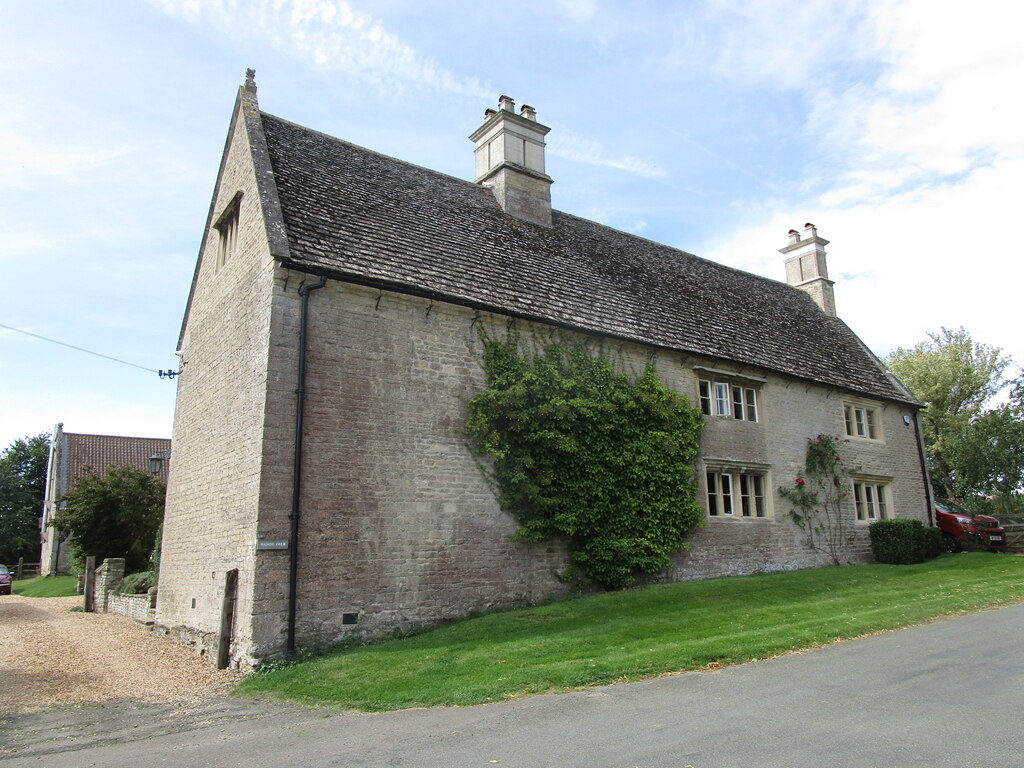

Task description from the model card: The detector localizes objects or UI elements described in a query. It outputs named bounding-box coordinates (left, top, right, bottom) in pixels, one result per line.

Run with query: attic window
left=214, top=193, right=242, bottom=270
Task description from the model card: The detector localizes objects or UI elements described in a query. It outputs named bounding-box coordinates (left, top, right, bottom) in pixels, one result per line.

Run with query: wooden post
left=16, top=557, right=24, bottom=580
left=216, top=569, right=238, bottom=670
left=83, top=556, right=96, bottom=612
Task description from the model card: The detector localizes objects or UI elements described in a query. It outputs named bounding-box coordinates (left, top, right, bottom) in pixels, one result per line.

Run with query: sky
left=2, top=0, right=1022, bottom=450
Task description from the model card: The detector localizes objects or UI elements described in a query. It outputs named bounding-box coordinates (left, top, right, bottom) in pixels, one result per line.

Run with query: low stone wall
left=107, top=591, right=157, bottom=624
left=90, top=558, right=157, bottom=624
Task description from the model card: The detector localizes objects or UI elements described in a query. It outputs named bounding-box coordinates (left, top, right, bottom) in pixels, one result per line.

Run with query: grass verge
left=12, top=575, right=79, bottom=597
left=236, top=553, right=1024, bottom=711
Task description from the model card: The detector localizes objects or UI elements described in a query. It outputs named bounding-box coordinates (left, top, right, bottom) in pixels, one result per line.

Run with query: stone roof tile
left=259, top=112, right=912, bottom=404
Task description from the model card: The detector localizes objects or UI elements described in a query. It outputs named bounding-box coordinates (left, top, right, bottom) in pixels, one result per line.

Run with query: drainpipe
left=287, top=275, right=327, bottom=660
left=912, top=410, right=934, bottom=526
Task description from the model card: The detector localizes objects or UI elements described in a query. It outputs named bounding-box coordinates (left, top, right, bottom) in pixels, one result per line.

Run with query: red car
left=935, top=501, right=1007, bottom=553
left=0, top=565, right=11, bottom=595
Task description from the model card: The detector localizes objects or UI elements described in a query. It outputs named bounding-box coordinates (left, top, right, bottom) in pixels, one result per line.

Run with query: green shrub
left=869, top=519, right=940, bottom=564
left=118, top=570, right=157, bottom=594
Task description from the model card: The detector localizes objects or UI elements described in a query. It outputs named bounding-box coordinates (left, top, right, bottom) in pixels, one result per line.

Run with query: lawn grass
left=12, top=575, right=80, bottom=597
left=236, top=553, right=1024, bottom=711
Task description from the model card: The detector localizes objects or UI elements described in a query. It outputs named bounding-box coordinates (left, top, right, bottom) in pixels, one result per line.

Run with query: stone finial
left=244, top=68, right=257, bottom=93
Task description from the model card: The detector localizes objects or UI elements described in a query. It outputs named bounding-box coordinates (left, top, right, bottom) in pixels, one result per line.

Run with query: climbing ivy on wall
left=466, top=332, right=704, bottom=589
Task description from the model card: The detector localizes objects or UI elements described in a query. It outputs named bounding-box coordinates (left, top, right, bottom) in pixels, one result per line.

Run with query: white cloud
left=553, top=0, right=598, bottom=23
left=548, top=127, right=668, bottom=178
left=703, top=0, right=1024, bottom=369
left=146, top=0, right=491, bottom=99
left=662, top=0, right=878, bottom=90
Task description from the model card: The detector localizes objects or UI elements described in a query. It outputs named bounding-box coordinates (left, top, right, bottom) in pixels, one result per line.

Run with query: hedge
left=869, top=519, right=942, bottom=564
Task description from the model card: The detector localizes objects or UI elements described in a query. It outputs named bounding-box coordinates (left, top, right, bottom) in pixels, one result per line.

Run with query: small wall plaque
left=257, top=539, right=289, bottom=551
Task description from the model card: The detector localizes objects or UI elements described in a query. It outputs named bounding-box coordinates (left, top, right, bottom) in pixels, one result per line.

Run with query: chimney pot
left=520, top=104, right=537, bottom=121
left=787, top=229, right=801, bottom=244
left=498, top=95, right=515, bottom=112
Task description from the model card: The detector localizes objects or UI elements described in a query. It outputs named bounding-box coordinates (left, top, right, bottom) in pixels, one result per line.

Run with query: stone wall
left=107, top=592, right=156, bottom=624
left=243, top=278, right=930, bottom=659
left=89, top=557, right=157, bottom=624
left=154, top=96, right=275, bottom=666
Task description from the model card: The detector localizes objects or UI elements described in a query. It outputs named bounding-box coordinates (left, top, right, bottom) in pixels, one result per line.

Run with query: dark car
left=935, top=501, right=1008, bottom=553
left=0, top=565, right=11, bottom=595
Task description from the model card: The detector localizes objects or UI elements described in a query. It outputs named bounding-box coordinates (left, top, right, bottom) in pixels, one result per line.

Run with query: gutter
left=286, top=275, right=327, bottom=660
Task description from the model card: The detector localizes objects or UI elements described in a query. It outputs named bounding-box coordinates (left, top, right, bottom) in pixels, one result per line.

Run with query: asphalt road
left=3, top=603, right=1023, bottom=767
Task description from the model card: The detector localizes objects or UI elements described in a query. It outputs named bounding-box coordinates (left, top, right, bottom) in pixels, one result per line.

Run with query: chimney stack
left=779, top=223, right=837, bottom=316
left=469, top=96, right=553, bottom=227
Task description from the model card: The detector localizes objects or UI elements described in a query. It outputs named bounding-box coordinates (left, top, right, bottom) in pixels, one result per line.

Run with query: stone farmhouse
left=40, top=423, right=171, bottom=575
left=156, top=72, right=932, bottom=666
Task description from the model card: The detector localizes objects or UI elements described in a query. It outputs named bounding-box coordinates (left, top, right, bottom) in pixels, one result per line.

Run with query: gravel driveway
left=2, top=594, right=242, bottom=712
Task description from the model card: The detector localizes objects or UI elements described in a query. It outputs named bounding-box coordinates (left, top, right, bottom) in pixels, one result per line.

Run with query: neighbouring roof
left=257, top=111, right=913, bottom=405
left=60, top=433, right=171, bottom=494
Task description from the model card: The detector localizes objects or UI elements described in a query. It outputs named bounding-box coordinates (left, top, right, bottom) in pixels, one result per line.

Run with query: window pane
left=854, top=483, right=865, bottom=520
left=740, top=474, right=751, bottom=516
left=707, top=472, right=718, bottom=516
left=855, top=408, right=867, bottom=437
left=865, top=409, right=877, bottom=439
left=876, top=485, right=887, bottom=519
left=699, top=381, right=712, bottom=416
left=753, top=475, right=765, bottom=517
left=733, top=387, right=744, bottom=420
left=714, top=383, right=730, bottom=416
left=844, top=406, right=854, bottom=436
left=721, top=474, right=733, bottom=515
left=745, top=388, right=758, bottom=422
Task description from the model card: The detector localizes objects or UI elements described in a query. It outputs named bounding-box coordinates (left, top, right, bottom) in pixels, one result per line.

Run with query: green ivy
left=466, top=333, right=704, bottom=589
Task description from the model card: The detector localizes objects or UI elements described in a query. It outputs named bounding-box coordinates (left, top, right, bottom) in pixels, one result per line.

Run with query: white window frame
left=844, top=401, right=881, bottom=441
left=706, top=466, right=770, bottom=518
left=852, top=480, right=889, bottom=522
left=698, top=378, right=760, bottom=423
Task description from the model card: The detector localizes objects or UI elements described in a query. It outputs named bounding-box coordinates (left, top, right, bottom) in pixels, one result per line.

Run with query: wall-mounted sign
left=257, top=539, right=289, bottom=551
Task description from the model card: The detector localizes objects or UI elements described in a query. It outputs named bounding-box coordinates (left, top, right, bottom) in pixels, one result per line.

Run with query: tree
left=886, top=327, right=1019, bottom=501
left=0, top=433, right=50, bottom=564
left=51, top=463, right=166, bottom=573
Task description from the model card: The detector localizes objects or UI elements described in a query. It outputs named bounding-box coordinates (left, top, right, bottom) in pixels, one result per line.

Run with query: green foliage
left=869, top=519, right=941, bottom=564
left=51, top=463, right=166, bottom=573
left=466, top=333, right=704, bottom=588
left=0, top=433, right=50, bottom=564
left=886, top=327, right=1020, bottom=501
left=118, top=570, right=157, bottom=594
left=237, top=554, right=1024, bottom=711
left=779, top=435, right=855, bottom=565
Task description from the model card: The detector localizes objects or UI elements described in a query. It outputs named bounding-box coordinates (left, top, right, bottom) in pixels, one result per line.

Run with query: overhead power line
left=0, top=322, right=161, bottom=375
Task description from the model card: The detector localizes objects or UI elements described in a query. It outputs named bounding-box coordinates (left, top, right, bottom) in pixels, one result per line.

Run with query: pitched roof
left=61, top=433, right=171, bottom=494
left=256, top=111, right=913, bottom=405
